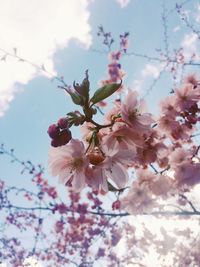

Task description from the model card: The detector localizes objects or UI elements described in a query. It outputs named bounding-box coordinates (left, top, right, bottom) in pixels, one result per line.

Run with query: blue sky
left=0, top=0, right=200, bottom=187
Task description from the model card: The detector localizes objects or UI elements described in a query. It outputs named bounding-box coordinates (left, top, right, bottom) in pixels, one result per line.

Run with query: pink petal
left=107, top=162, right=128, bottom=188
left=72, top=171, right=86, bottom=192
left=137, top=113, right=154, bottom=125
left=59, top=168, right=73, bottom=184
left=125, top=90, right=138, bottom=110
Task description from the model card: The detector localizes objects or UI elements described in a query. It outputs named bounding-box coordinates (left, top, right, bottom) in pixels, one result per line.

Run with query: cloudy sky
left=0, top=0, right=200, bottom=185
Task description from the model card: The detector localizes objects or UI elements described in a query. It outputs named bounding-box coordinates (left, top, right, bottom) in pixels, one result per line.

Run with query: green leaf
left=73, top=71, right=90, bottom=105
left=67, top=112, right=76, bottom=117
left=90, top=81, right=122, bottom=105
left=79, top=70, right=90, bottom=99
left=65, top=89, right=84, bottom=106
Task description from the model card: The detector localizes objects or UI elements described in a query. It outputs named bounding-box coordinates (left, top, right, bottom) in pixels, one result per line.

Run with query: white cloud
left=181, top=33, right=198, bottom=60
left=131, top=79, right=143, bottom=91
left=0, top=0, right=92, bottom=117
left=116, top=0, right=130, bottom=8
left=141, top=64, right=160, bottom=79
left=173, top=26, right=180, bottom=32
left=182, top=33, right=198, bottom=48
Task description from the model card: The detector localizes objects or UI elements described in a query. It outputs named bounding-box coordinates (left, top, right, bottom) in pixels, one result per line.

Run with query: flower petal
left=106, top=162, right=128, bottom=188
left=72, top=171, right=86, bottom=192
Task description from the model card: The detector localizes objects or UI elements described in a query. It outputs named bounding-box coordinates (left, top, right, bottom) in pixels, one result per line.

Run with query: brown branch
left=179, top=194, right=198, bottom=213
left=2, top=204, right=199, bottom=217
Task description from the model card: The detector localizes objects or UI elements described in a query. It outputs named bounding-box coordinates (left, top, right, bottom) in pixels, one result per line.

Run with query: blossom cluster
left=48, top=84, right=155, bottom=193
left=47, top=26, right=200, bottom=218
left=48, top=69, right=200, bottom=212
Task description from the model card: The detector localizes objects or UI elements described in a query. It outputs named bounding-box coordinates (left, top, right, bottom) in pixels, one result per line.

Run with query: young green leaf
left=90, top=81, right=122, bottom=105
left=65, top=89, right=84, bottom=106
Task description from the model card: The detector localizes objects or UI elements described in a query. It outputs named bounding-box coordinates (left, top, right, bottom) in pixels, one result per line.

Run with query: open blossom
left=185, top=74, right=199, bottom=88
left=158, top=115, right=179, bottom=134
left=159, top=95, right=179, bottom=117
left=169, top=147, right=191, bottom=167
left=89, top=144, right=135, bottom=192
left=174, top=161, right=200, bottom=187
left=168, top=147, right=200, bottom=187
left=48, top=139, right=89, bottom=192
left=135, top=168, right=173, bottom=197
left=102, top=122, right=144, bottom=150
left=86, top=166, right=109, bottom=193
left=158, top=116, right=193, bottom=140
left=104, top=101, right=121, bottom=123
left=121, top=181, right=156, bottom=213
left=174, top=84, right=200, bottom=111
left=121, top=90, right=154, bottom=131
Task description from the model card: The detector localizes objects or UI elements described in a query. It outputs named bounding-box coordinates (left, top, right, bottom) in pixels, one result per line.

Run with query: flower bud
left=57, top=118, right=69, bottom=129
left=48, top=124, right=60, bottom=139
left=51, top=138, right=60, bottom=147
left=59, top=129, right=72, bottom=145
left=112, top=200, right=121, bottom=210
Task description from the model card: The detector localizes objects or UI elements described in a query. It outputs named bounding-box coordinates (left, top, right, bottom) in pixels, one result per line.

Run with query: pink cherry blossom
left=174, top=84, right=200, bottom=111
left=159, top=95, right=178, bottom=116
left=121, top=90, right=154, bottom=131
left=174, top=161, right=200, bottom=187
left=104, top=101, right=121, bottom=123
left=171, top=124, right=193, bottom=140
left=169, top=147, right=190, bottom=167
left=136, top=168, right=173, bottom=197
left=158, top=115, right=179, bottom=135
left=86, top=166, right=109, bottom=193
left=185, top=74, right=199, bottom=88
left=121, top=181, right=156, bottom=213
left=48, top=139, right=89, bottom=191
left=102, top=122, right=144, bottom=150
left=93, top=143, right=135, bottom=190
left=158, top=116, right=193, bottom=140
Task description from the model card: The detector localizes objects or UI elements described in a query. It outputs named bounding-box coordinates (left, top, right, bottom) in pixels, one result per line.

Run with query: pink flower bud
left=51, top=139, right=60, bottom=147
left=57, top=118, right=69, bottom=129
left=59, top=129, right=72, bottom=145
left=47, top=124, right=60, bottom=139
left=112, top=200, right=121, bottom=210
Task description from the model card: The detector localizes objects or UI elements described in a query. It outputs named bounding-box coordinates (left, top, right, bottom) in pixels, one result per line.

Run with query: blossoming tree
left=1, top=2, right=200, bottom=266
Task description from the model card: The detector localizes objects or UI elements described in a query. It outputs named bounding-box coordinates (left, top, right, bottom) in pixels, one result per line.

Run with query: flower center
left=128, top=109, right=139, bottom=120
left=72, top=158, right=84, bottom=170
left=116, top=135, right=124, bottom=142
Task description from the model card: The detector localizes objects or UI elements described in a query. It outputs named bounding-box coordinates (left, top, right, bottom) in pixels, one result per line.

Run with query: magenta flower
left=48, top=139, right=89, bottom=191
